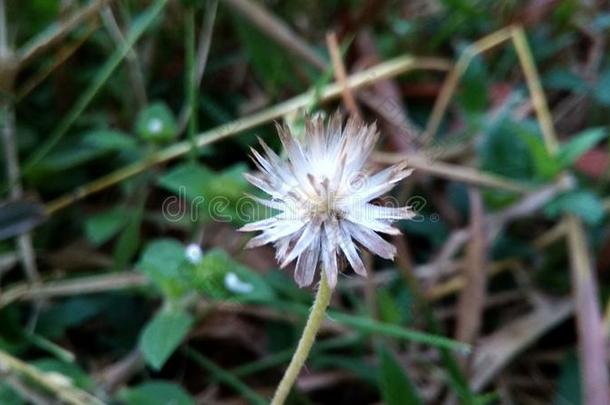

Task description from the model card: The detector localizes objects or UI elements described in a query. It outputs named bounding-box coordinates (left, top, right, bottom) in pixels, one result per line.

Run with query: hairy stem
left=271, top=275, right=333, bottom=405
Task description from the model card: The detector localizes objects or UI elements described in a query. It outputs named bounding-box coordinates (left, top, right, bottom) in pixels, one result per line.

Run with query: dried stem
left=18, top=0, right=112, bottom=66
left=565, top=216, right=610, bottom=405
left=374, top=151, right=532, bottom=194
left=422, top=26, right=513, bottom=144
left=1, top=0, right=42, bottom=303
left=511, top=25, right=609, bottom=404
left=101, top=5, right=148, bottom=108
left=326, top=32, right=361, bottom=119
left=0, top=350, right=103, bottom=405
left=223, top=0, right=326, bottom=70
left=45, top=55, right=448, bottom=214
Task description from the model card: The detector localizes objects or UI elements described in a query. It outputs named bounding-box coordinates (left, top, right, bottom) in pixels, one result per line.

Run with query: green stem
left=271, top=275, right=333, bottom=405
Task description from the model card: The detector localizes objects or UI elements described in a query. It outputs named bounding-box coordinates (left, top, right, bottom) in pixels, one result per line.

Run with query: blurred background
left=1, top=0, right=610, bottom=404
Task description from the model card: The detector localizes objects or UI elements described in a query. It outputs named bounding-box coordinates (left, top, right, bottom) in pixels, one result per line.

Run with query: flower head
left=240, top=112, right=414, bottom=288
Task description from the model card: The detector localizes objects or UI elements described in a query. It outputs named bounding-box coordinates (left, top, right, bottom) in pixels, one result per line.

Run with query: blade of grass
left=23, top=0, right=168, bottom=173
left=185, top=348, right=267, bottom=405
left=272, top=300, right=470, bottom=353
left=230, top=335, right=360, bottom=378
left=177, top=0, right=218, bottom=136
left=377, top=344, right=423, bottom=405
left=101, top=5, right=147, bottom=109
left=18, top=0, right=113, bottom=67
left=184, top=4, right=197, bottom=158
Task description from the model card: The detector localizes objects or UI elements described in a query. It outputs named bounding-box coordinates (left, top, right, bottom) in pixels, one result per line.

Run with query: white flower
left=185, top=243, right=203, bottom=264
left=240, top=113, right=414, bottom=288
left=224, top=272, right=254, bottom=294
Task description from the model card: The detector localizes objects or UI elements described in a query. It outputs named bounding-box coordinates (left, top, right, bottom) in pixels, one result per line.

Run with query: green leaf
left=24, top=0, right=169, bottom=171
left=557, top=128, right=607, bottom=168
left=33, top=358, right=93, bottom=389
left=479, top=118, right=535, bottom=181
left=84, top=208, right=129, bottom=246
left=516, top=129, right=561, bottom=180
left=193, top=248, right=275, bottom=302
left=377, top=345, right=423, bottom=405
left=595, top=69, right=610, bottom=106
left=0, top=383, right=24, bottom=405
left=158, top=162, right=254, bottom=226
left=35, top=142, right=109, bottom=173
left=139, top=309, right=193, bottom=370
left=82, top=129, right=139, bottom=151
left=271, top=300, right=470, bottom=352
left=543, top=69, right=588, bottom=93
left=545, top=190, right=606, bottom=225
left=553, top=352, right=581, bottom=405
left=113, top=201, right=144, bottom=271
left=119, top=381, right=194, bottom=405
left=231, top=15, right=301, bottom=94
left=377, top=289, right=403, bottom=325
left=37, top=297, right=107, bottom=339
left=186, top=350, right=267, bottom=405
left=137, top=238, right=190, bottom=298
left=457, top=54, right=488, bottom=113
left=135, top=102, right=178, bottom=143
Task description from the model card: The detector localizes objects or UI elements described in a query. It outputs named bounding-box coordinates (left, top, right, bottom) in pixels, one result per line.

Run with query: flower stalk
left=271, top=274, right=333, bottom=405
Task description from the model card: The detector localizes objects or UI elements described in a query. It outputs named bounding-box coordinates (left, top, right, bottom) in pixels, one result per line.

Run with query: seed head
left=240, top=112, right=414, bottom=288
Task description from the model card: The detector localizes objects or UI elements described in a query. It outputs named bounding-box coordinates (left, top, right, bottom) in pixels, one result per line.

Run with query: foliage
left=1, top=0, right=610, bottom=404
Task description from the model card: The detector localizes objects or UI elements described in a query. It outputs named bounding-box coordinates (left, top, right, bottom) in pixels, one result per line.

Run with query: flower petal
left=344, top=221, right=396, bottom=260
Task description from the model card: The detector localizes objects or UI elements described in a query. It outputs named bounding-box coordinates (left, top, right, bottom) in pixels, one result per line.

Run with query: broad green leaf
left=193, top=248, right=275, bottom=302
left=139, top=309, right=193, bottom=370
left=479, top=118, right=535, bottom=181
left=158, top=162, right=254, bottom=226
left=137, top=238, right=190, bottom=298
left=135, top=102, right=178, bottom=143
left=545, top=190, right=606, bottom=225
left=119, top=381, right=194, bottom=405
left=543, top=69, right=588, bottom=93
left=516, top=129, right=561, bottom=180
left=37, top=297, right=107, bottom=339
left=377, top=345, right=423, bottom=405
left=557, top=128, right=607, bottom=168
left=85, top=208, right=129, bottom=246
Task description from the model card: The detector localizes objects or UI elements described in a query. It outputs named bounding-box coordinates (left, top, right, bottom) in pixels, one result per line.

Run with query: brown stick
left=326, top=32, right=361, bottom=119
left=455, top=188, right=487, bottom=346
left=222, top=0, right=326, bottom=70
